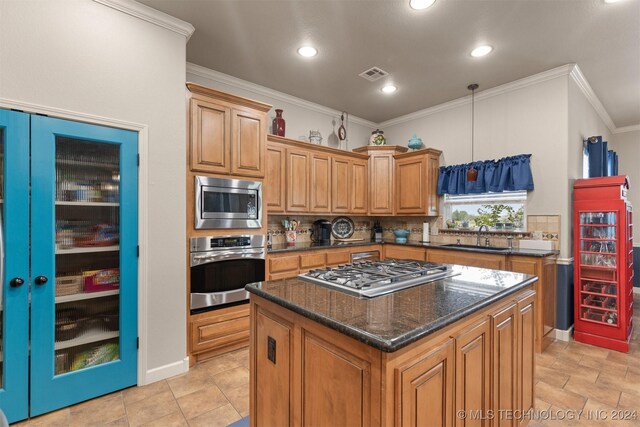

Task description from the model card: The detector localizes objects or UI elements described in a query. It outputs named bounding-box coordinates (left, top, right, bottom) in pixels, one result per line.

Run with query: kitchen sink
left=440, top=244, right=511, bottom=252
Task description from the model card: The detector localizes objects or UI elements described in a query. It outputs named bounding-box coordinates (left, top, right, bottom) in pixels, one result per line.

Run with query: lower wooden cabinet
left=397, top=338, right=455, bottom=427
left=190, top=304, right=250, bottom=363
left=427, top=248, right=507, bottom=270
left=326, top=249, right=351, bottom=266
left=250, top=286, right=535, bottom=427
left=385, top=245, right=426, bottom=261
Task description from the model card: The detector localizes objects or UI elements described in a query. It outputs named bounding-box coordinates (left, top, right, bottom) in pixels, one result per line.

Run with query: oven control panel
left=209, top=236, right=251, bottom=248
left=190, top=234, right=265, bottom=253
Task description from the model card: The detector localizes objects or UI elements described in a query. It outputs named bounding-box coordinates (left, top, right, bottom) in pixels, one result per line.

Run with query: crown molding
left=92, top=0, right=194, bottom=40
left=378, top=64, right=576, bottom=128
left=186, top=63, right=377, bottom=129
left=613, top=124, right=640, bottom=134
left=569, top=64, right=616, bottom=133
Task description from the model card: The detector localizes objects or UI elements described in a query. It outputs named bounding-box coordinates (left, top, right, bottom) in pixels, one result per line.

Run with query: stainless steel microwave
left=195, top=176, right=262, bottom=229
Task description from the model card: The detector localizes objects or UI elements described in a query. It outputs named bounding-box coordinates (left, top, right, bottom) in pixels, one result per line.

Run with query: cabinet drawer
left=300, top=252, right=326, bottom=269
left=426, top=249, right=506, bottom=270
left=191, top=306, right=250, bottom=354
left=384, top=245, right=426, bottom=261
left=268, top=270, right=299, bottom=281
left=269, top=255, right=299, bottom=274
left=326, top=250, right=351, bottom=266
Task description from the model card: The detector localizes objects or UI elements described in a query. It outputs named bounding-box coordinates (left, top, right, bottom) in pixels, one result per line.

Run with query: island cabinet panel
left=254, top=309, right=292, bottom=427
left=332, top=157, right=351, bottom=212
left=385, top=245, right=426, bottom=261
left=310, top=153, right=331, bottom=213
left=397, top=338, right=455, bottom=427
left=517, top=292, right=536, bottom=427
left=190, top=98, right=231, bottom=174
left=454, top=317, right=491, bottom=427
left=265, top=143, right=286, bottom=213
left=491, top=303, right=518, bottom=427
left=426, top=249, right=506, bottom=271
left=351, top=159, right=369, bottom=214
left=287, top=148, right=311, bottom=212
left=231, top=109, right=264, bottom=177
left=302, top=333, right=372, bottom=427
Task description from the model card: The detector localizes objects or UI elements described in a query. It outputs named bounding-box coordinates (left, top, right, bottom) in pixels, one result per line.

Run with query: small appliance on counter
left=311, top=219, right=332, bottom=243
left=372, top=221, right=383, bottom=242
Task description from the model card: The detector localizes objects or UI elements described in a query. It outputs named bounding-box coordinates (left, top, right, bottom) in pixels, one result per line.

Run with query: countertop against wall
left=268, top=239, right=559, bottom=258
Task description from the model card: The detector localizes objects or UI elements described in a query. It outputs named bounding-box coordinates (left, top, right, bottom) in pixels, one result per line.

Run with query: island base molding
left=249, top=285, right=536, bottom=427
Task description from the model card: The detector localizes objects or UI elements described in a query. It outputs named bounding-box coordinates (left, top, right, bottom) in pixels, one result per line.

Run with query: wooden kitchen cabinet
left=190, top=304, right=250, bottom=363
left=310, top=152, right=331, bottom=213
left=454, top=317, right=491, bottom=427
left=326, top=249, right=351, bottom=266
left=299, top=252, right=326, bottom=271
left=353, top=146, right=408, bottom=215
left=384, top=244, right=426, bottom=261
left=516, top=291, right=536, bottom=426
left=286, top=147, right=311, bottom=212
left=331, top=156, right=351, bottom=213
left=187, top=83, right=270, bottom=178
left=426, top=248, right=507, bottom=270
left=491, top=302, right=518, bottom=427
left=394, top=149, right=441, bottom=216
left=351, top=159, right=368, bottom=214
left=265, top=142, right=286, bottom=213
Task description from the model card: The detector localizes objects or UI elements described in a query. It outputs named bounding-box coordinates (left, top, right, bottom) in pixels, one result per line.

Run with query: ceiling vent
left=358, top=66, right=389, bottom=82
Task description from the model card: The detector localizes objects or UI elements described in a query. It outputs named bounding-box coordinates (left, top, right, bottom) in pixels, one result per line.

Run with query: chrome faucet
left=477, top=225, right=489, bottom=246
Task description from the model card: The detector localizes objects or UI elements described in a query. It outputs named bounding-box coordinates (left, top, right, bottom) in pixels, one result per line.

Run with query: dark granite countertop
left=246, top=265, right=537, bottom=352
left=268, top=239, right=558, bottom=257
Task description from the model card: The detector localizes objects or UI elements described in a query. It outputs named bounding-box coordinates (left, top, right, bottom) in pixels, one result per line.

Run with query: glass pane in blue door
left=54, top=138, right=121, bottom=375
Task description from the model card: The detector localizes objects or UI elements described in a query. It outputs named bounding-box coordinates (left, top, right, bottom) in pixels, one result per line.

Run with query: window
left=443, top=191, right=527, bottom=230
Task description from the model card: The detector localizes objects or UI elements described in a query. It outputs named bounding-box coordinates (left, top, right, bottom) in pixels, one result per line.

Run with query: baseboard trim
left=554, top=326, right=574, bottom=342
left=143, top=357, right=189, bottom=385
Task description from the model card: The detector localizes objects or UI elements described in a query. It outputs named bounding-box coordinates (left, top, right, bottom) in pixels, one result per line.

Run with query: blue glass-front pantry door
left=0, top=110, right=30, bottom=423
left=30, top=116, right=138, bottom=416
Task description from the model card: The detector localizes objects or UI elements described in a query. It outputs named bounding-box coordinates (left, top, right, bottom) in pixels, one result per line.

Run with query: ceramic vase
left=272, top=109, right=286, bottom=137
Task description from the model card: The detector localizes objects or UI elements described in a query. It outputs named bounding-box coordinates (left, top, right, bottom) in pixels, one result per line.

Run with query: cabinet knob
left=34, top=275, right=48, bottom=286
left=9, top=277, right=25, bottom=288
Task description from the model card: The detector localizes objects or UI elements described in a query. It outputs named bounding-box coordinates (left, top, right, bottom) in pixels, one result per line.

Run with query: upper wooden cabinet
left=353, top=146, right=408, bottom=215
left=187, top=83, right=271, bottom=178
left=267, top=135, right=369, bottom=215
left=395, top=148, right=442, bottom=216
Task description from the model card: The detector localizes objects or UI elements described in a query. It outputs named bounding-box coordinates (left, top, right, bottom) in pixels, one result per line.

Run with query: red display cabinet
left=573, top=176, right=633, bottom=352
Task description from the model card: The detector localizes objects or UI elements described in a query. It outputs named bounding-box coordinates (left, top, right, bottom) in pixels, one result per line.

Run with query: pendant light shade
left=467, top=83, right=479, bottom=182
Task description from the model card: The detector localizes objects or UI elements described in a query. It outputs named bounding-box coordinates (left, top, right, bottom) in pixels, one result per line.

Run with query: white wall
left=567, top=76, right=614, bottom=254
left=186, top=64, right=376, bottom=149
left=611, top=129, right=640, bottom=244
left=382, top=74, right=572, bottom=257
left=0, top=0, right=190, bottom=381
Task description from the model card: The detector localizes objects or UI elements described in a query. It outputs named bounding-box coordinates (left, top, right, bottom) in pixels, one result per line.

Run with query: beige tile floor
left=15, top=294, right=640, bottom=426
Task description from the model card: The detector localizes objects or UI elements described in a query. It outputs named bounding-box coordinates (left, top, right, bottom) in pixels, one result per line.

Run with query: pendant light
left=467, top=83, right=479, bottom=182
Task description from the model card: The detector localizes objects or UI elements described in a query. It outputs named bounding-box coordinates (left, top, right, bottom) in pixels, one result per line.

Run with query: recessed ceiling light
left=381, top=85, right=397, bottom=94
left=297, top=46, right=317, bottom=57
left=409, top=0, right=436, bottom=10
left=470, top=45, right=493, bottom=57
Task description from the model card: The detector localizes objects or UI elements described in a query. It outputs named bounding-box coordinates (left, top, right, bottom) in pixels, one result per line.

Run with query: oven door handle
left=190, top=249, right=265, bottom=266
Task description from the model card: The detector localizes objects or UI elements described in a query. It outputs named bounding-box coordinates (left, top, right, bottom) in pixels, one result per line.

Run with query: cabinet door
left=310, top=153, right=331, bottom=213
left=351, top=159, right=368, bottom=214
left=332, top=157, right=350, bottom=213
left=427, top=249, right=506, bottom=270
left=385, top=245, right=426, bottom=261
left=369, top=153, right=394, bottom=214
left=265, top=144, right=286, bottom=213
left=516, top=292, right=535, bottom=427
left=396, top=156, right=427, bottom=214
left=190, top=97, right=231, bottom=174
left=231, top=109, right=264, bottom=178
left=397, top=338, right=454, bottom=427
left=491, top=303, right=518, bottom=427
left=426, top=153, right=440, bottom=216
left=454, top=317, right=491, bottom=427
left=0, top=110, right=30, bottom=423
left=254, top=309, right=292, bottom=427
left=190, top=305, right=250, bottom=355
left=30, top=116, right=138, bottom=416
left=286, top=148, right=310, bottom=212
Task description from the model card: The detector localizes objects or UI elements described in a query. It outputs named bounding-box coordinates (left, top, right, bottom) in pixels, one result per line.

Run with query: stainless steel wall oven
left=190, top=235, right=265, bottom=313
left=194, top=176, right=262, bottom=229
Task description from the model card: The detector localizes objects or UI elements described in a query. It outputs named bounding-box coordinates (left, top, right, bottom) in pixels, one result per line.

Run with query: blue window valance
left=437, top=154, right=534, bottom=195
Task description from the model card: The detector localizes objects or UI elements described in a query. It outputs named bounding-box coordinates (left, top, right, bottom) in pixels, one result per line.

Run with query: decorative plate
left=331, top=216, right=355, bottom=239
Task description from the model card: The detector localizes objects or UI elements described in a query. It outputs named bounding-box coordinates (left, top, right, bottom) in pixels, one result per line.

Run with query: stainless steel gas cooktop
left=298, top=259, right=459, bottom=297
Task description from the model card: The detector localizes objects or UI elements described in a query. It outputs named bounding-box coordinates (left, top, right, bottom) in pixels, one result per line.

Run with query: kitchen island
left=247, top=265, right=537, bottom=427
